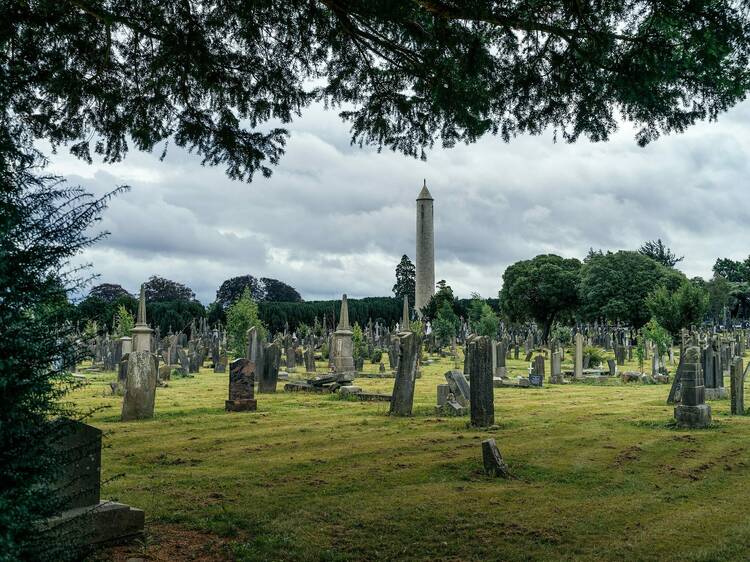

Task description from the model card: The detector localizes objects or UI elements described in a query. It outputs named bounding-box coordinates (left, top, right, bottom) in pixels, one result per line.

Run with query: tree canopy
left=143, top=276, right=196, bottom=302
left=5, top=0, right=750, bottom=187
left=87, top=282, right=133, bottom=302
left=499, top=254, right=581, bottom=340
left=646, top=281, right=709, bottom=337
left=579, top=250, right=685, bottom=328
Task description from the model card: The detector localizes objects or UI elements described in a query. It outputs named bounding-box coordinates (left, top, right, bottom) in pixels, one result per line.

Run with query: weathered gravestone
left=550, top=351, right=565, bottom=384
left=730, top=356, right=745, bottom=415
left=444, top=370, right=470, bottom=407
left=607, top=359, right=617, bottom=377
left=304, top=348, right=316, bottom=373
left=468, top=336, right=494, bottom=427
left=176, top=347, right=189, bottom=374
left=674, top=346, right=712, bottom=428
left=258, top=342, right=281, bottom=393
left=226, top=358, right=257, bottom=411
left=43, top=419, right=144, bottom=548
left=117, top=353, right=129, bottom=384
left=574, top=333, right=584, bottom=379
left=389, top=331, right=418, bottom=416
left=214, top=352, right=227, bottom=373
left=121, top=351, right=157, bottom=421
left=529, top=355, right=545, bottom=387
left=481, top=438, right=509, bottom=478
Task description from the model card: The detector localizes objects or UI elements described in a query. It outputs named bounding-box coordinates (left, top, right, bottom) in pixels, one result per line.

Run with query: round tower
left=415, top=180, right=435, bottom=315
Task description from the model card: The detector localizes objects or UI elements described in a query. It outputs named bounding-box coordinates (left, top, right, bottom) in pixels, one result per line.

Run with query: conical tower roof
left=337, top=294, right=351, bottom=331
left=417, top=179, right=433, bottom=201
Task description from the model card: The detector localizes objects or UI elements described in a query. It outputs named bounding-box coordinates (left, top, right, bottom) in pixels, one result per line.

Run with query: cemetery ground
left=75, top=351, right=750, bottom=562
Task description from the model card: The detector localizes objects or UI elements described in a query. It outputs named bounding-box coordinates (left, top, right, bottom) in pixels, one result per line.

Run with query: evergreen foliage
left=225, top=287, right=266, bottom=357
left=0, top=158, right=123, bottom=560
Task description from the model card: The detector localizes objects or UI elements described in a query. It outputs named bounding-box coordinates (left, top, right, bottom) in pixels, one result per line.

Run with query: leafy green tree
left=143, top=276, right=195, bottom=302
left=433, top=301, right=459, bottom=347
left=392, top=255, right=416, bottom=307
left=643, top=319, right=672, bottom=358
left=646, top=281, right=708, bottom=337
left=225, top=288, right=266, bottom=357
left=638, top=239, right=683, bottom=267
left=705, top=274, right=733, bottom=322
left=113, top=304, right=135, bottom=338
left=579, top=251, right=685, bottom=328
left=712, top=258, right=750, bottom=283
left=467, top=292, right=485, bottom=329
left=352, top=323, right=367, bottom=363
left=421, top=280, right=458, bottom=320
left=499, top=254, right=581, bottom=341
left=550, top=324, right=573, bottom=347
left=475, top=304, right=499, bottom=338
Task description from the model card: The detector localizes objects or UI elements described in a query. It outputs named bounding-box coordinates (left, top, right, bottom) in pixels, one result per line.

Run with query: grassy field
left=72, top=348, right=750, bottom=562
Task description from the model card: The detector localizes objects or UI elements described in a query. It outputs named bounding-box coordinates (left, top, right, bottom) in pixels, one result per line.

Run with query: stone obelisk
left=415, top=180, right=434, bottom=315
left=131, top=284, right=153, bottom=353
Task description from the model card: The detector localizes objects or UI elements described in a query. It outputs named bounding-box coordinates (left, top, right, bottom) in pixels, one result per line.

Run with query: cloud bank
left=47, top=101, right=750, bottom=304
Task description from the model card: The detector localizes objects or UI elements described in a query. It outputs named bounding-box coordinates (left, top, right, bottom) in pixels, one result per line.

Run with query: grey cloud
left=51, top=100, right=750, bottom=304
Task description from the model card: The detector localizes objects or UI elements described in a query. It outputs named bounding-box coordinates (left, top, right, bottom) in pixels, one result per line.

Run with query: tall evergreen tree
left=392, top=255, right=416, bottom=307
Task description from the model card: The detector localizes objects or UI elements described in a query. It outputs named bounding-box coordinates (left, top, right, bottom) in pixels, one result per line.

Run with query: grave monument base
left=225, top=399, right=257, bottom=412
left=674, top=404, right=712, bottom=429
left=44, top=501, right=144, bottom=547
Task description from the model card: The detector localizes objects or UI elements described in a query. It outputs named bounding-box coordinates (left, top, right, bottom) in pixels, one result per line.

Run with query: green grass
left=73, top=349, right=750, bottom=561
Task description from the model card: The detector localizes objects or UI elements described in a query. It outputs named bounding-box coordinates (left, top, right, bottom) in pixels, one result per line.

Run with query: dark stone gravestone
left=214, top=353, right=227, bottom=373
left=258, top=342, right=281, bottom=393
left=389, top=331, right=418, bottom=416
left=226, top=358, right=257, bottom=411
left=117, top=353, right=129, bottom=384
left=42, top=419, right=144, bottom=548
left=481, top=438, right=509, bottom=478
left=468, top=336, right=494, bottom=427
left=529, top=354, right=545, bottom=387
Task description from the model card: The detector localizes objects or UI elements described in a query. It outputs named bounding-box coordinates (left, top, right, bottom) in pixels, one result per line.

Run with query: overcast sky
left=48, top=100, right=750, bottom=304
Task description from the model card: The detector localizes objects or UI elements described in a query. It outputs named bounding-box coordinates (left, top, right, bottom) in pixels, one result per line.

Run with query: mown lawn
left=73, top=349, right=750, bottom=562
